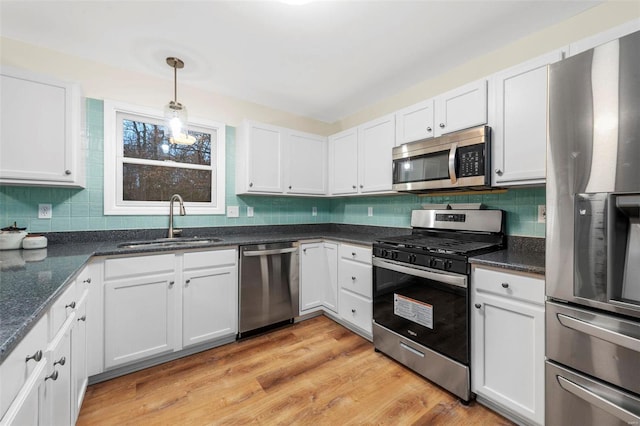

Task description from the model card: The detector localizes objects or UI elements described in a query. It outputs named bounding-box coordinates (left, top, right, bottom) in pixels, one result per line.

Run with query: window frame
left=104, top=100, right=226, bottom=215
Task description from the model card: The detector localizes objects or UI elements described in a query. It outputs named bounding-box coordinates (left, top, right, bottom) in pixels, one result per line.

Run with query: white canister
left=22, top=235, right=48, bottom=250
left=0, top=231, right=27, bottom=250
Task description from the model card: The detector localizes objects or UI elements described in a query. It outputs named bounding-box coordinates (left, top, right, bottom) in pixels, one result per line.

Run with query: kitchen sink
left=117, top=237, right=222, bottom=249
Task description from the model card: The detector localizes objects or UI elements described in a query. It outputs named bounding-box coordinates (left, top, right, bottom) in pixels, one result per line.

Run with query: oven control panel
left=373, top=245, right=468, bottom=275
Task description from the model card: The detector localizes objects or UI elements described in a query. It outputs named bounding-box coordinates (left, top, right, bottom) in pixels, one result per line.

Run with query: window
left=104, top=100, right=225, bottom=215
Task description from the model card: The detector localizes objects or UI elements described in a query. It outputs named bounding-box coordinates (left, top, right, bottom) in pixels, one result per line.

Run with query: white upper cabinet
left=434, top=79, right=487, bottom=136
left=491, top=49, right=565, bottom=186
left=395, top=98, right=435, bottom=145
left=236, top=120, right=327, bottom=196
left=357, top=113, right=396, bottom=194
left=285, top=130, right=327, bottom=195
left=328, top=128, right=359, bottom=195
left=0, top=67, right=84, bottom=188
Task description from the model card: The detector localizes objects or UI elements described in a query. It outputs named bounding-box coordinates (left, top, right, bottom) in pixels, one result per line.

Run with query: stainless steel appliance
left=392, top=125, right=491, bottom=192
left=372, top=209, right=505, bottom=401
left=546, top=29, right=640, bottom=425
left=239, top=242, right=299, bottom=337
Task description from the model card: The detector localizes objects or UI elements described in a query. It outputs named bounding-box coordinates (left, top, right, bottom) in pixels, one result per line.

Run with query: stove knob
left=381, top=249, right=388, bottom=258
left=391, top=251, right=399, bottom=260
left=409, top=254, right=417, bottom=263
left=445, top=260, right=453, bottom=270
left=429, top=258, right=437, bottom=268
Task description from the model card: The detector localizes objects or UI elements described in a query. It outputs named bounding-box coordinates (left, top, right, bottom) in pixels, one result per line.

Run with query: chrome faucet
left=168, top=194, right=186, bottom=238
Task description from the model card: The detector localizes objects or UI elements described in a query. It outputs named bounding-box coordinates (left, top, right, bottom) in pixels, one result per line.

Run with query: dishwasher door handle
left=243, top=247, right=298, bottom=257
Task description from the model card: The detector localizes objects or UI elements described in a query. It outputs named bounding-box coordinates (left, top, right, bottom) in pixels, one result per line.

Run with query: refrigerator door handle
left=556, top=313, right=640, bottom=352
left=556, top=375, right=640, bottom=424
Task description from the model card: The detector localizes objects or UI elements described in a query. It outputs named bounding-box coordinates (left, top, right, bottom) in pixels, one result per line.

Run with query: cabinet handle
left=83, top=277, right=92, bottom=284
left=359, top=185, right=363, bottom=189
left=474, top=303, right=482, bottom=309
left=427, top=127, right=432, bottom=132
left=45, top=371, right=59, bottom=381
left=185, top=279, right=191, bottom=287
left=288, top=185, right=292, bottom=190
left=303, top=248, right=307, bottom=254
left=77, top=315, right=86, bottom=322
left=351, top=308, right=356, bottom=313
left=351, top=276, right=356, bottom=281
left=249, top=182, right=254, bottom=188
left=25, top=350, right=43, bottom=363
left=495, top=169, right=503, bottom=176
left=501, top=282, right=509, bottom=288
left=169, top=281, right=175, bottom=287
left=439, top=123, right=445, bottom=128
left=351, top=252, right=356, bottom=257
left=54, top=356, right=66, bottom=367
left=65, top=301, right=76, bottom=309
left=352, top=185, right=356, bottom=189
left=65, top=170, right=71, bottom=175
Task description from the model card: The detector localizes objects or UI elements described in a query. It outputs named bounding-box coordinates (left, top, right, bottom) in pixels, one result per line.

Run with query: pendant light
left=164, top=57, right=196, bottom=145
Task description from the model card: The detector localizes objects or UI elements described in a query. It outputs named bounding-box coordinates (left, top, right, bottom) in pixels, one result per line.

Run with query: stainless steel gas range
left=372, top=209, right=505, bottom=402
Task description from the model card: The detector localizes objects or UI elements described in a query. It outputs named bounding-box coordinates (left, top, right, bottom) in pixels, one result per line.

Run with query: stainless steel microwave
left=392, top=125, right=491, bottom=192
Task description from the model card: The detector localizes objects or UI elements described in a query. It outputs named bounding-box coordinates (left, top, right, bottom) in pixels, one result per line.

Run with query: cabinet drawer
left=472, top=266, right=544, bottom=305
left=339, top=289, right=372, bottom=334
left=339, top=260, right=372, bottom=298
left=75, top=264, right=93, bottom=298
left=339, top=244, right=372, bottom=265
left=0, top=317, right=47, bottom=415
left=49, top=281, right=78, bottom=339
left=104, top=253, right=175, bottom=280
left=183, top=249, right=237, bottom=270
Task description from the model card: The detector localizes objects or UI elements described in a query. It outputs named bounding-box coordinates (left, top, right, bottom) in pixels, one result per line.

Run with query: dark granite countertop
left=470, top=236, right=545, bottom=275
left=0, top=224, right=411, bottom=363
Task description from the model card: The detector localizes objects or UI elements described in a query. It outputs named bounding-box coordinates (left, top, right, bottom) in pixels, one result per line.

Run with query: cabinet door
left=329, top=128, right=359, bottom=195
left=472, top=292, right=545, bottom=425
left=0, top=68, right=83, bottom=187
left=71, top=297, right=88, bottom=423
left=104, top=272, right=178, bottom=368
left=322, top=243, right=338, bottom=313
left=338, top=289, right=372, bottom=335
left=492, top=50, right=564, bottom=186
left=299, top=243, right=326, bottom=313
left=44, top=317, right=73, bottom=426
left=435, top=79, right=487, bottom=136
left=358, top=114, right=395, bottom=193
left=85, top=260, right=104, bottom=377
left=395, top=98, right=435, bottom=145
left=246, top=122, right=284, bottom=193
left=182, top=264, right=238, bottom=347
left=286, top=131, right=327, bottom=195
left=0, top=361, right=46, bottom=426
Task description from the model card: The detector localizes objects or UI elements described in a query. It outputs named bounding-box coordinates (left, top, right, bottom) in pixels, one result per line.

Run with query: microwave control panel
left=458, top=145, right=485, bottom=177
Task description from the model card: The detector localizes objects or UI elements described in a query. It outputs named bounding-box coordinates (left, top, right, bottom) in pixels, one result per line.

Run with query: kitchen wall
left=0, top=99, right=544, bottom=237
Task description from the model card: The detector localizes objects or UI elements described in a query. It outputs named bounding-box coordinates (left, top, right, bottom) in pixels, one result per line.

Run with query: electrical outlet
left=227, top=206, right=239, bottom=218
left=368, top=207, right=373, bottom=217
left=538, top=205, right=546, bottom=223
left=38, top=204, right=52, bottom=219
left=312, top=207, right=317, bottom=217
left=247, top=206, right=254, bottom=217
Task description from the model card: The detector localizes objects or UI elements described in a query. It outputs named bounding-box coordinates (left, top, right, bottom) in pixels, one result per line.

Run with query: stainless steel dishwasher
left=239, top=242, right=299, bottom=337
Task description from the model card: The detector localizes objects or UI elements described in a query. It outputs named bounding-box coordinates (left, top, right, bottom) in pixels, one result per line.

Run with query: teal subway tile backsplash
left=0, top=98, right=545, bottom=237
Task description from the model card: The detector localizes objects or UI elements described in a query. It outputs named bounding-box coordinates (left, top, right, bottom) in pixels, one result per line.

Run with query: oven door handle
left=373, top=258, right=467, bottom=288
left=448, top=142, right=458, bottom=184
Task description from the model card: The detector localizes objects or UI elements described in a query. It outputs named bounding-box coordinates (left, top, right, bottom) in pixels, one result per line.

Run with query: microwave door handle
left=448, top=142, right=458, bottom=184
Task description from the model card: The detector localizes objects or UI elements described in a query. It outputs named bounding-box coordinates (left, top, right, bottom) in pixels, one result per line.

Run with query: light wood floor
left=78, top=316, right=514, bottom=425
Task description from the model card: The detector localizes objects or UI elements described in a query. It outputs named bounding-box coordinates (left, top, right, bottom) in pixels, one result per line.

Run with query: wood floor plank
left=77, top=316, right=514, bottom=425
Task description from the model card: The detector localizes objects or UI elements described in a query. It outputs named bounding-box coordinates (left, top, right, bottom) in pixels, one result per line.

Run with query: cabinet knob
left=439, top=123, right=445, bottom=128
left=83, top=277, right=92, bottom=284
left=65, top=301, right=76, bottom=309
left=65, top=170, right=72, bottom=175
left=25, top=350, right=43, bottom=363
left=185, top=279, right=191, bottom=286
left=77, top=315, right=86, bottom=322
left=427, top=127, right=432, bottom=132
left=169, top=281, right=175, bottom=287
left=351, top=252, right=356, bottom=257
left=501, top=282, right=509, bottom=288
left=54, top=356, right=66, bottom=367
left=288, top=185, right=292, bottom=190
left=249, top=182, right=254, bottom=188
left=474, top=303, right=482, bottom=309
left=351, top=308, right=356, bottom=313
left=352, top=185, right=356, bottom=189
left=359, top=185, right=363, bottom=189
left=303, top=248, right=307, bottom=254
left=495, top=168, right=503, bottom=175
left=351, top=276, right=356, bottom=281
left=45, top=371, right=59, bottom=381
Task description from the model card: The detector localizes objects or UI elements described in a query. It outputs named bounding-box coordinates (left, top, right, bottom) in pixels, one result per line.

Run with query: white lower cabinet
left=337, top=244, right=373, bottom=336
left=471, top=265, right=545, bottom=426
left=103, top=249, right=238, bottom=370
left=299, top=242, right=338, bottom=314
left=45, top=317, right=73, bottom=426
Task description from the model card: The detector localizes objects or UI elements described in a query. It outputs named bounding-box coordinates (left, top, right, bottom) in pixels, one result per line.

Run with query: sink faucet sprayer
left=168, top=194, right=186, bottom=238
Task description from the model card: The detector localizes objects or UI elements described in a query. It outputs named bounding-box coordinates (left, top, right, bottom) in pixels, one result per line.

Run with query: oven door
left=372, top=257, right=469, bottom=365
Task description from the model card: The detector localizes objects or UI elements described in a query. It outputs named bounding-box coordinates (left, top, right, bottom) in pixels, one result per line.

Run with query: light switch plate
left=247, top=206, right=254, bottom=217
left=312, top=207, right=317, bottom=217
left=227, top=206, right=239, bottom=218
left=538, top=205, right=546, bottom=223
left=38, top=204, right=52, bottom=219
left=368, top=207, right=373, bottom=217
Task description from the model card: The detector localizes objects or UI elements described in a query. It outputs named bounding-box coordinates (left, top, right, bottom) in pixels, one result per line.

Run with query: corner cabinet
left=490, top=49, right=564, bottom=186
left=471, top=265, right=545, bottom=426
left=236, top=120, right=327, bottom=196
left=299, top=241, right=338, bottom=314
left=0, top=67, right=85, bottom=188
left=329, top=114, right=396, bottom=195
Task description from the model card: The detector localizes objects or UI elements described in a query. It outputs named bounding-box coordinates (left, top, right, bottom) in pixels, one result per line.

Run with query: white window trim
left=104, top=99, right=226, bottom=215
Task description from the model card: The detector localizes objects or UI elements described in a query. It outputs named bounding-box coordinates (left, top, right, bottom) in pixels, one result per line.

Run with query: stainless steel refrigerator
left=546, top=30, right=640, bottom=425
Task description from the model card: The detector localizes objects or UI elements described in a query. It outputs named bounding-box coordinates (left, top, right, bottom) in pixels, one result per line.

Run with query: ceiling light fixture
left=165, top=57, right=196, bottom=145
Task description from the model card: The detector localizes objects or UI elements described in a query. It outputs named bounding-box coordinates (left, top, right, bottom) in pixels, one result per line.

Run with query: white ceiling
left=0, top=0, right=601, bottom=123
